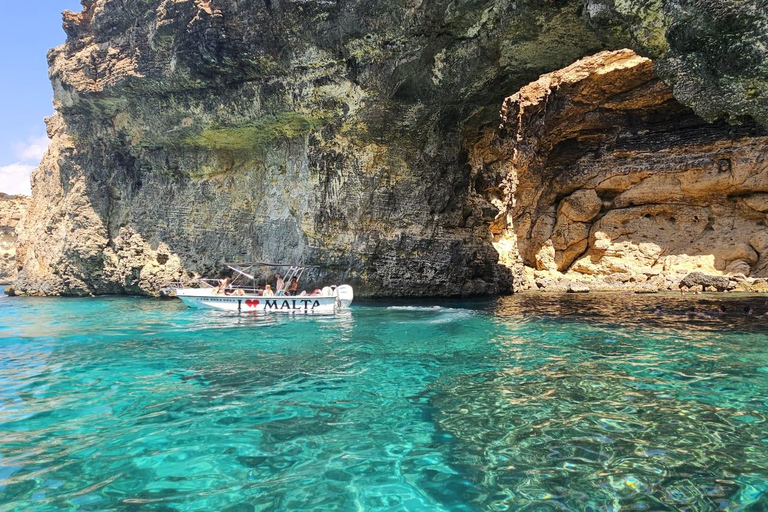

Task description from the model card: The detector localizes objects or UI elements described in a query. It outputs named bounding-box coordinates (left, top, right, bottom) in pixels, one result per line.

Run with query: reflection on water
left=1, top=292, right=768, bottom=510
left=492, top=292, right=768, bottom=331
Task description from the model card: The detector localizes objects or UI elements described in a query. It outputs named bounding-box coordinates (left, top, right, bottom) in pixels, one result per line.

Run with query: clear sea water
left=2, top=289, right=768, bottom=511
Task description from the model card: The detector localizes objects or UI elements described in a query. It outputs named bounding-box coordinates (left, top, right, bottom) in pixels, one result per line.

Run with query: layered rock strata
left=0, top=195, right=30, bottom=284
left=471, top=49, right=768, bottom=292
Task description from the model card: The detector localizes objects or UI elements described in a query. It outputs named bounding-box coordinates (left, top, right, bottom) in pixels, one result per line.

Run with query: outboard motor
left=334, top=284, right=354, bottom=308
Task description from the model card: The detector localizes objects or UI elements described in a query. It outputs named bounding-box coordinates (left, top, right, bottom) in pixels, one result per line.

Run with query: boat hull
left=175, top=289, right=339, bottom=314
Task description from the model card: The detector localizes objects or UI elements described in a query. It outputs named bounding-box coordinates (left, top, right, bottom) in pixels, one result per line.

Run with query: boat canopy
left=223, top=262, right=319, bottom=288
left=222, top=262, right=321, bottom=268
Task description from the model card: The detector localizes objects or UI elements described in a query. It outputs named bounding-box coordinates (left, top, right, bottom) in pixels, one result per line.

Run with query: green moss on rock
left=184, top=111, right=329, bottom=150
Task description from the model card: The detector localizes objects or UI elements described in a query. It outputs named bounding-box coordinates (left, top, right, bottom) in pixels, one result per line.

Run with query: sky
left=0, top=1, right=83, bottom=196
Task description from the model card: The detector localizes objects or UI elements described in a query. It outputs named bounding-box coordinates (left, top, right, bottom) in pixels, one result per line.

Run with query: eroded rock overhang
left=471, top=49, right=768, bottom=292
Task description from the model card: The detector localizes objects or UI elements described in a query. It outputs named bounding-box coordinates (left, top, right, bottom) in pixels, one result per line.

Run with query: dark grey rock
left=679, top=272, right=734, bottom=292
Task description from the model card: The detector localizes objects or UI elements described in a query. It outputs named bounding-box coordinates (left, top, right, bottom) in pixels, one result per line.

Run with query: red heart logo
left=245, top=299, right=259, bottom=307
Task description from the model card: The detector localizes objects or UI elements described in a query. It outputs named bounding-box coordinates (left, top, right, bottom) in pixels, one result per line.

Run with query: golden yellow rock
left=471, top=49, right=768, bottom=292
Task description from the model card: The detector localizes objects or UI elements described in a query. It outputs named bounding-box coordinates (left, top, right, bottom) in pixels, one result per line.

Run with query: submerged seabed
left=2, top=292, right=768, bottom=511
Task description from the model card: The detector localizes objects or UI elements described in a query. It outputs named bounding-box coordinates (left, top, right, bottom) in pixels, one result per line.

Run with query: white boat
left=171, top=263, right=353, bottom=314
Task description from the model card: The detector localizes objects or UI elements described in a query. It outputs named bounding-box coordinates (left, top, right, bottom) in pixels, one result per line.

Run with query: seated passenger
left=310, top=289, right=322, bottom=296
left=213, top=277, right=231, bottom=295
left=287, top=276, right=299, bottom=296
left=263, top=284, right=275, bottom=297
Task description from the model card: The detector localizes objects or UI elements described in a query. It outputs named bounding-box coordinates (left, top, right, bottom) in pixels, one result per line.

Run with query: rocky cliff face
left=0, top=194, right=30, bottom=284
left=471, top=49, right=768, bottom=292
left=584, top=0, right=768, bottom=126
left=14, top=0, right=632, bottom=296
left=13, top=0, right=768, bottom=296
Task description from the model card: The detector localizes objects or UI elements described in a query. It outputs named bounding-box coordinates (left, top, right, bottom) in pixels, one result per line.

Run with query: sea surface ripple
left=2, top=291, right=768, bottom=510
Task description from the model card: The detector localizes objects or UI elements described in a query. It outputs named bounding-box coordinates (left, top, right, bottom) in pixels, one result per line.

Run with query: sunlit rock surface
left=471, top=49, right=768, bottom=292
left=0, top=194, right=29, bottom=285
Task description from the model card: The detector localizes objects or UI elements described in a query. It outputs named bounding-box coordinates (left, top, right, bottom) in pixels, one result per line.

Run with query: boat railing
left=171, top=278, right=253, bottom=292
left=172, top=263, right=320, bottom=294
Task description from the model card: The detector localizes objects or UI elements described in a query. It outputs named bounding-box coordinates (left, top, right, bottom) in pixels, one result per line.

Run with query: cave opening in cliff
left=472, top=49, right=768, bottom=293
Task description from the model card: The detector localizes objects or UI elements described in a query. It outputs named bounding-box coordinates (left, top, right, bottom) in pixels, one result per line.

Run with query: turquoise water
left=2, top=291, right=768, bottom=511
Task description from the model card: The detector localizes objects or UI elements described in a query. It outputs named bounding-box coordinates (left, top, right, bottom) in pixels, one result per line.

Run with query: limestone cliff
left=15, top=0, right=633, bottom=296
left=13, top=0, right=768, bottom=296
left=0, top=195, right=29, bottom=284
left=471, top=49, right=768, bottom=292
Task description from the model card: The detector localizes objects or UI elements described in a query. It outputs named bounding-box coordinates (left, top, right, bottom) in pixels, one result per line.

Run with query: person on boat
left=256, top=284, right=264, bottom=296
left=263, top=284, right=275, bottom=297
left=287, top=276, right=299, bottom=296
left=275, top=273, right=285, bottom=293
left=310, top=288, right=322, bottom=296
left=213, top=277, right=231, bottom=295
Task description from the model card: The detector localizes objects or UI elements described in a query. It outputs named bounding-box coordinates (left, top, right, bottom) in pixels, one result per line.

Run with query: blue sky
left=0, top=1, right=83, bottom=195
